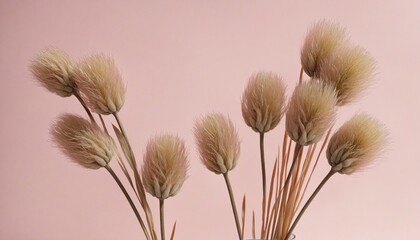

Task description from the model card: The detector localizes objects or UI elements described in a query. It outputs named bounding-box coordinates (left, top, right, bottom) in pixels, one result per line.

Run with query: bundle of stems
left=32, top=52, right=188, bottom=240
left=32, top=20, right=387, bottom=240
left=238, top=21, right=387, bottom=240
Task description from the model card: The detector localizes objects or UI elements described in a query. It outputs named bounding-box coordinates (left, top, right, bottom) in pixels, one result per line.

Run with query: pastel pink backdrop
left=1, top=1, right=419, bottom=239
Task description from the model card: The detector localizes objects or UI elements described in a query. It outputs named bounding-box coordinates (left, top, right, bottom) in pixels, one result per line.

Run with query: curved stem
left=298, top=67, right=304, bottom=84
left=274, top=144, right=302, bottom=239
left=104, top=165, right=150, bottom=240
left=98, top=114, right=109, bottom=135
left=259, top=132, right=267, bottom=238
left=223, top=173, right=242, bottom=240
left=285, top=169, right=336, bottom=240
left=282, top=144, right=303, bottom=194
left=159, top=199, right=165, bottom=240
left=113, top=112, right=158, bottom=240
left=73, top=92, right=96, bottom=124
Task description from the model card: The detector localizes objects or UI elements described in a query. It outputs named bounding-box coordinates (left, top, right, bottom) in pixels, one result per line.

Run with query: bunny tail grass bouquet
left=31, top=20, right=387, bottom=240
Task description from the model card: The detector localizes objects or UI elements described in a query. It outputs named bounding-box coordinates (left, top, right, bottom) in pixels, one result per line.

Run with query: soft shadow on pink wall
left=1, top=1, right=420, bottom=240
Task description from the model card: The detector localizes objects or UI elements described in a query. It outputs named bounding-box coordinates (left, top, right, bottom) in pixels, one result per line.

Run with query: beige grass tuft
left=142, top=134, right=189, bottom=200
left=327, top=113, right=387, bottom=174
left=319, top=46, right=375, bottom=105
left=30, top=48, right=76, bottom=97
left=301, top=20, right=347, bottom=78
left=50, top=114, right=115, bottom=169
left=194, top=113, right=240, bottom=174
left=241, top=71, right=287, bottom=133
left=286, top=81, right=337, bottom=146
left=74, top=54, right=125, bottom=114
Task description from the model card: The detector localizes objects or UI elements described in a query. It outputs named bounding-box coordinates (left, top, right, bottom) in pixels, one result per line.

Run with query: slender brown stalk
left=299, top=67, right=304, bottom=84
left=223, top=173, right=242, bottom=240
left=274, top=143, right=302, bottom=239
left=169, top=222, right=177, bottom=240
left=270, top=134, right=291, bottom=239
left=98, top=114, right=109, bottom=135
left=252, top=211, right=256, bottom=239
left=282, top=144, right=303, bottom=193
left=113, top=113, right=132, bottom=158
left=241, top=195, right=246, bottom=240
left=73, top=91, right=96, bottom=124
left=159, top=199, right=165, bottom=240
left=259, top=132, right=267, bottom=239
left=294, top=126, right=333, bottom=214
left=263, top=156, right=279, bottom=236
left=113, top=112, right=158, bottom=240
left=285, top=169, right=336, bottom=240
left=104, top=165, right=150, bottom=240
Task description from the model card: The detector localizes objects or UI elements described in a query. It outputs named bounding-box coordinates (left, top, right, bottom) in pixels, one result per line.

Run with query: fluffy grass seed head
left=30, top=48, right=76, bottom=97
left=241, top=71, right=287, bottom=133
left=301, top=20, right=347, bottom=78
left=327, top=114, right=387, bottom=174
left=50, top=114, right=115, bottom=169
left=286, top=81, right=337, bottom=146
left=142, top=134, right=189, bottom=200
left=194, top=113, right=240, bottom=175
left=319, top=46, right=375, bottom=106
left=74, top=54, right=125, bottom=115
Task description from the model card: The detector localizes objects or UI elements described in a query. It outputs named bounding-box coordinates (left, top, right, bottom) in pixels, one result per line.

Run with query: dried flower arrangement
left=31, top=20, right=387, bottom=240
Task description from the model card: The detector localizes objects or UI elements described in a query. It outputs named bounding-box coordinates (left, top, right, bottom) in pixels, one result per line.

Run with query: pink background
left=1, top=1, right=419, bottom=239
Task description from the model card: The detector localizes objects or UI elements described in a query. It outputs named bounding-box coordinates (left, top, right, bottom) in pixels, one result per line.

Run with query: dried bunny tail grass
left=194, top=113, right=240, bottom=174
left=301, top=20, right=347, bottom=78
left=286, top=81, right=337, bottom=146
left=241, top=71, right=287, bottom=133
left=319, top=46, right=376, bottom=106
left=142, top=134, right=189, bottom=200
left=50, top=114, right=115, bottom=169
left=74, top=54, right=126, bottom=115
left=327, top=113, right=387, bottom=174
left=30, top=48, right=76, bottom=97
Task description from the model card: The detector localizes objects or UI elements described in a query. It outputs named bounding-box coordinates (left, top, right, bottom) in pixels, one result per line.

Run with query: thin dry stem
left=98, top=114, right=108, bottom=134
left=285, top=170, right=336, bottom=240
left=170, top=222, right=177, bottom=240
left=113, top=112, right=158, bottom=240
left=160, top=199, right=165, bottom=240
left=74, top=91, right=96, bottom=124
left=295, top=126, right=333, bottom=213
left=242, top=195, right=246, bottom=240
left=105, top=165, right=151, bottom=240
left=252, top=211, right=256, bottom=239
left=223, top=173, right=242, bottom=240
left=259, top=132, right=267, bottom=239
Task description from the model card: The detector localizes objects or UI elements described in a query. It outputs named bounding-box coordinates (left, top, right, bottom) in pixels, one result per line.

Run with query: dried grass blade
left=292, top=144, right=316, bottom=213
left=98, top=114, right=109, bottom=135
left=282, top=148, right=303, bottom=238
left=133, top=169, right=157, bottom=239
left=294, top=126, right=333, bottom=214
left=241, top=194, right=246, bottom=240
left=170, top=221, right=177, bottom=240
left=112, top=124, right=135, bottom=170
left=263, top=154, right=279, bottom=236
left=115, top=152, right=136, bottom=195
left=252, top=211, right=256, bottom=239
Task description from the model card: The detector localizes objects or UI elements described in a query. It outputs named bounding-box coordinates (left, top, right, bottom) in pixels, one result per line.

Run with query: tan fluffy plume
left=241, top=71, right=287, bottom=133
left=301, top=20, right=347, bottom=78
left=286, top=81, right=337, bottom=146
left=74, top=54, right=125, bottom=114
left=194, top=113, right=240, bottom=174
left=50, top=114, right=115, bottom=169
left=30, top=48, right=76, bottom=97
left=327, top=113, right=387, bottom=174
left=319, top=46, right=375, bottom=105
left=142, top=134, right=189, bottom=200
